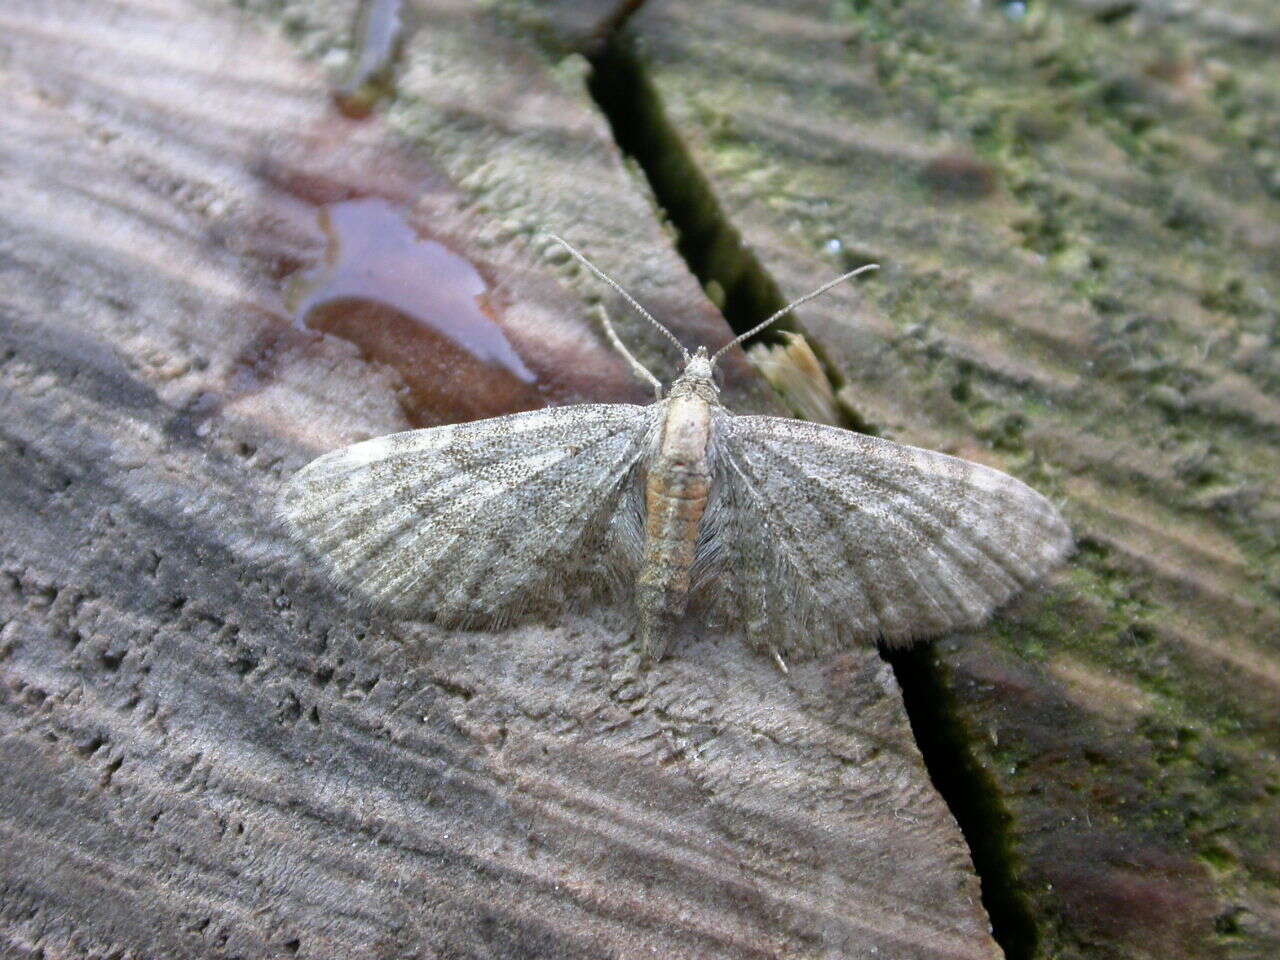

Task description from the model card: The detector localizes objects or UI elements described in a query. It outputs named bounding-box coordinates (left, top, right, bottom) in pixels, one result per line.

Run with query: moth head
left=685, top=346, right=714, bottom=381
left=668, top=346, right=720, bottom=400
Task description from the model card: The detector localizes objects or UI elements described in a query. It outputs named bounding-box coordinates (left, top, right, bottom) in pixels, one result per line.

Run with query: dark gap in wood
left=585, top=37, right=878, bottom=436
left=588, top=33, right=1042, bottom=960
left=1092, top=2, right=1139, bottom=26
left=880, top=642, right=1041, bottom=960
left=583, top=0, right=651, bottom=55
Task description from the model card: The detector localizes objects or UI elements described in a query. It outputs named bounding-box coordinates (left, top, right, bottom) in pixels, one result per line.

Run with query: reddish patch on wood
left=1044, top=833, right=1220, bottom=956
left=289, top=198, right=545, bottom=425
left=921, top=153, right=999, bottom=200
left=237, top=119, right=576, bottom=426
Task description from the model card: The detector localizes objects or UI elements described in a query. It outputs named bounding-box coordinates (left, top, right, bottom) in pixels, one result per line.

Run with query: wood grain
left=617, top=1, right=1280, bottom=957
left=0, top=1, right=1003, bottom=957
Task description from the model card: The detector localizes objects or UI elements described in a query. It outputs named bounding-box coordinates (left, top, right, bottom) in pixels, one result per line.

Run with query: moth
left=281, top=235, right=1072, bottom=667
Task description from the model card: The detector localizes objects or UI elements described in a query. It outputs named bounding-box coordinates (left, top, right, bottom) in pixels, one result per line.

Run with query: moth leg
left=637, top=606, right=673, bottom=667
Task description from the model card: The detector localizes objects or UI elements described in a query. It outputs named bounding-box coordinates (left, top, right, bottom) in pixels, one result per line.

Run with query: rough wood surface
left=0, top=2, right=1007, bottom=958
left=609, top=1, right=1280, bottom=957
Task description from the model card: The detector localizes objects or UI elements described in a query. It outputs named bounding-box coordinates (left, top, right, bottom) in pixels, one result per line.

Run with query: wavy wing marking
left=280, top=404, right=656, bottom=623
left=701, top=414, right=1072, bottom=657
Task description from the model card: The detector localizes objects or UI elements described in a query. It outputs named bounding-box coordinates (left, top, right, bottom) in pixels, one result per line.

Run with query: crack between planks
left=586, top=39, right=877, bottom=436
left=585, top=32, right=1040, bottom=960
left=879, top=643, right=1040, bottom=960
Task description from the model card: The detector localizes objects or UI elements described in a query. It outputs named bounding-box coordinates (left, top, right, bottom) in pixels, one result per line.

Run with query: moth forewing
left=280, top=404, right=657, bottom=622
left=701, top=415, right=1072, bottom=655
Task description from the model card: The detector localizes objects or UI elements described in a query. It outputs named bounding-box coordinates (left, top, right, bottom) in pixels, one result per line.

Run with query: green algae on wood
left=613, top=0, right=1280, bottom=956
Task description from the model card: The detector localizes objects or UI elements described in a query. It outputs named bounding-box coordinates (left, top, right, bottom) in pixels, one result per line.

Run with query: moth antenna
left=543, top=234, right=689, bottom=389
left=598, top=304, right=663, bottom=399
left=709, top=262, right=879, bottom=365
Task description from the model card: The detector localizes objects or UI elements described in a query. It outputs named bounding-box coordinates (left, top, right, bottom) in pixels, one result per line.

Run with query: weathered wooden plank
left=0, top=1, right=1003, bottom=957
left=611, top=0, right=1280, bottom=957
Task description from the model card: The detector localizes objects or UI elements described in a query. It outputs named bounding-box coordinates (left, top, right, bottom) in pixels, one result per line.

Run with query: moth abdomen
left=634, top=394, right=715, bottom=663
